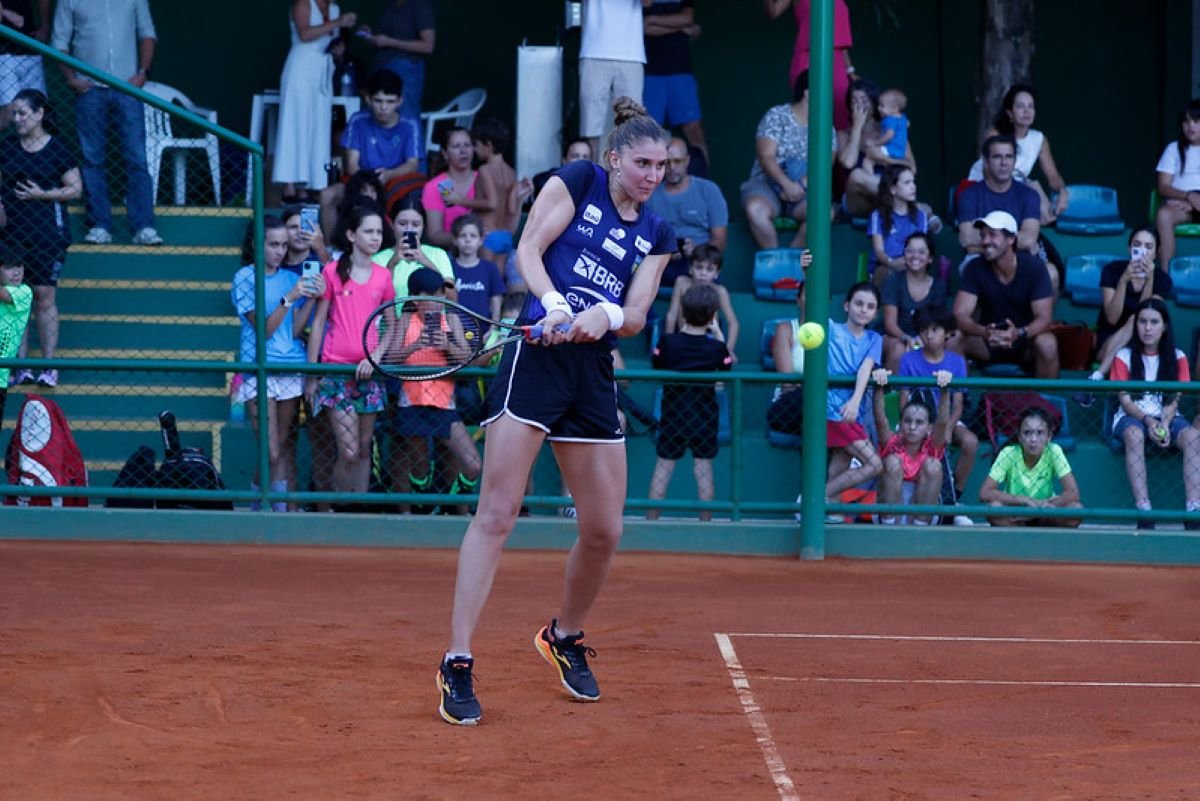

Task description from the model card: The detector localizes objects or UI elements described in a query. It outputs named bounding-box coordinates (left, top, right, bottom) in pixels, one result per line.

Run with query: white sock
left=1136, top=500, right=1152, bottom=511
left=445, top=651, right=472, bottom=662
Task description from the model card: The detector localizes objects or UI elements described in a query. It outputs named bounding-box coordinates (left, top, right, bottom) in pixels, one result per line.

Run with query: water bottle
left=338, top=61, right=357, bottom=97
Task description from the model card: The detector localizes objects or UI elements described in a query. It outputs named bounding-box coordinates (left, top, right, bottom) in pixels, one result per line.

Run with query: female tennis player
left=436, top=98, right=676, bottom=725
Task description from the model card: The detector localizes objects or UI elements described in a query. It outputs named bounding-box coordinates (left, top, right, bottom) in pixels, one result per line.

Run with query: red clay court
left=2, top=541, right=1198, bottom=800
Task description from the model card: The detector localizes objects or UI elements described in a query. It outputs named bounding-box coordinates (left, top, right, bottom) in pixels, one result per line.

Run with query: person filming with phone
left=1090, top=225, right=1174, bottom=380
left=373, top=195, right=455, bottom=299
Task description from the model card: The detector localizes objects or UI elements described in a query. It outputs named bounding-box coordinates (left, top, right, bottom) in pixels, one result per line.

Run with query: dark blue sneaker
left=437, top=657, right=481, bottom=725
left=535, top=619, right=600, bottom=701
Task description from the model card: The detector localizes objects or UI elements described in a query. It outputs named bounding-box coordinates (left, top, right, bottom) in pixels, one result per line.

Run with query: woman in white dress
left=275, top=0, right=357, bottom=202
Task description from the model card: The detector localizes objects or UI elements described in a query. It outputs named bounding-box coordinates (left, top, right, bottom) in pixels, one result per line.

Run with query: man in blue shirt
left=646, top=137, right=727, bottom=288
left=52, top=0, right=161, bottom=246
left=318, top=69, right=421, bottom=236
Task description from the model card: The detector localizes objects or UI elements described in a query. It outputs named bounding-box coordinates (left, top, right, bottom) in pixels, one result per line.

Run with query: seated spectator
left=1154, top=99, right=1200, bottom=267
left=837, top=79, right=917, bottom=218
left=1108, top=298, right=1200, bottom=530
left=319, top=69, right=420, bottom=240
left=663, top=244, right=739, bottom=360
left=953, top=211, right=1058, bottom=378
left=813, top=281, right=884, bottom=516
left=647, top=136, right=728, bottom=288
left=1093, top=225, right=1173, bottom=378
left=766, top=280, right=806, bottom=436
left=868, top=165, right=931, bottom=287
left=470, top=118, right=522, bottom=274
left=530, top=138, right=593, bottom=202
left=898, top=308, right=976, bottom=502
left=741, top=69, right=836, bottom=249
left=880, top=232, right=946, bottom=370
left=449, top=214, right=503, bottom=323
left=646, top=283, right=733, bottom=522
left=375, top=195, right=454, bottom=296
left=871, top=366, right=951, bottom=525
left=978, top=406, right=1082, bottom=528
left=422, top=127, right=493, bottom=249
left=967, top=85, right=1069, bottom=225
left=231, top=216, right=323, bottom=511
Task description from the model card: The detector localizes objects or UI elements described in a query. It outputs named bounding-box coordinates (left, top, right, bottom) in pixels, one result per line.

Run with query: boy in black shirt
left=646, top=283, right=732, bottom=521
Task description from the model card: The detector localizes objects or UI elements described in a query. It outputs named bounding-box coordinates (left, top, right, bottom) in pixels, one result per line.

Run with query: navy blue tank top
left=522, top=161, right=675, bottom=340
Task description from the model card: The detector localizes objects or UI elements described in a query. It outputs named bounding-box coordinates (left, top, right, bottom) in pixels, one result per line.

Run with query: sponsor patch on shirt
left=601, top=238, right=627, bottom=260
left=575, top=224, right=594, bottom=237
left=608, top=227, right=626, bottom=240
left=582, top=204, right=602, bottom=225
left=634, top=235, right=651, bottom=254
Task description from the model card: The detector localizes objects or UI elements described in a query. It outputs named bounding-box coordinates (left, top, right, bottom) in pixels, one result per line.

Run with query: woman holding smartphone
left=373, top=195, right=454, bottom=296
left=1092, top=225, right=1173, bottom=378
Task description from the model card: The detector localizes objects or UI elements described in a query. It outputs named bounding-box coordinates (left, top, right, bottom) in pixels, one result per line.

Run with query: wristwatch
left=1017, top=326, right=1028, bottom=339
left=279, top=295, right=293, bottom=309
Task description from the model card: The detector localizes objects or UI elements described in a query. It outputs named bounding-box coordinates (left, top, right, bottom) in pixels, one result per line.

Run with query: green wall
left=152, top=1, right=1191, bottom=224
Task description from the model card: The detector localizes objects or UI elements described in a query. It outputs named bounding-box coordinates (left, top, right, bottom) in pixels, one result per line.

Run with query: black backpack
left=105, top=445, right=157, bottom=508
left=155, top=411, right=232, bottom=510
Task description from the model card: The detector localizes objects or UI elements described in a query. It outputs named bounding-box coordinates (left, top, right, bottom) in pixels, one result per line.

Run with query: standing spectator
left=956, top=135, right=1051, bottom=287
left=880, top=232, right=945, bottom=370
left=304, top=205, right=394, bottom=500
left=318, top=69, right=420, bottom=238
left=231, top=216, right=323, bottom=511
left=642, top=0, right=709, bottom=167
left=966, top=84, right=1069, bottom=226
left=867, top=164, right=929, bottom=286
left=470, top=118, right=521, bottom=274
left=741, top=70, right=836, bottom=250
left=281, top=204, right=333, bottom=271
left=647, top=136, right=728, bottom=288
left=422, top=127, right=492, bottom=249
left=1, top=258, right=32, bottom=423
left=579, top=0, right=646, bottom=157
left=449, top=214, right=503, bottom=322
left=358, top=0, right=434, bottom=124
left=0, top=89, right=82, bottom=388
left=1154, top=99, right=1200, bottom=268
left=952, top=211, right=1058, bottom=378
left=764, top=0, right=855, bottom=130
left=1108, top=298, right=1200, bottom=530
left=0, top=0, right=50, bottom=129
left=51, top=0, right=162, bottom=246
left=978, top=406, right=1082, bottom=528
left=275, top=0, right=357, bottom=203
left=646, top=283, right=732, bottom=522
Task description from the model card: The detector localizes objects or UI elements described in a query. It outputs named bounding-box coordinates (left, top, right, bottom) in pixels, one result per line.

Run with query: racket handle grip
left=526, top=323, right=571, bottom=340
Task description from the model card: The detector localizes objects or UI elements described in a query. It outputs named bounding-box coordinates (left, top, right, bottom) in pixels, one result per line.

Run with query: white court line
left=727, top=633, right=1200, bottom=646
left=713, top=633, right=799, bottom=801
left=762, top=676, right=1200, bottom=689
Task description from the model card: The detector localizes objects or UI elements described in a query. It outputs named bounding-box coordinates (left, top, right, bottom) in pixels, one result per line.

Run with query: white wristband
left=540, top=290, right=573, bottom=318
left=597, top=301, right=624, bottom=331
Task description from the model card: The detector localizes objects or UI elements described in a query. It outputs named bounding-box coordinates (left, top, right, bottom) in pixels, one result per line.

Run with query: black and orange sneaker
left=437, top=657, right=481, bottom=725
left=534, top=619, right=600, bottom=701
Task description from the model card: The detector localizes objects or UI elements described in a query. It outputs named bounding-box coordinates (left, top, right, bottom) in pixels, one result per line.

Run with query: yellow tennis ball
left=798, top=321, right=825, bottom=350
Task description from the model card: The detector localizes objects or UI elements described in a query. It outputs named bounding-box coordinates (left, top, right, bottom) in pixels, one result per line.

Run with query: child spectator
left=1108, top=297, right=1200, bottom=530
left=646, top=283, right=732, bottom=521
left=978, top=406, right=1081, bottom=527
left=897, top=307, right=977, bottom=505
left=663, top=244, right=739, bottom=360
left=375, top=195, right=454, bottom=297
left=318, top=69, right=421, bottom=240
left=872, top=88, right=908, bottom=161
left=809, top=281, right=884, bottom=517
left=449, top=214, right=503, bottom=323
left=871, top=366, right=952, bottom=525
left=470, top=118, right=524, bottom=274
left=281, top=204, right=333, bottom=271
left=1, top=257, right=33, bottom=428
left=231, top=216, right=323, bottom=511
left=880, top=231, right=945, bottom=369
left=867, top=165, right=930, bottom=284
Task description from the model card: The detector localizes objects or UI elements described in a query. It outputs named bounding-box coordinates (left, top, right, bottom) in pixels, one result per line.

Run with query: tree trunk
left=977, top=0, right=1036, bottom=144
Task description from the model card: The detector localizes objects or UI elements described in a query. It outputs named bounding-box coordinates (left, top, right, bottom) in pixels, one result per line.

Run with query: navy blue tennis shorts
left=484, top=339, right=624, bottom=443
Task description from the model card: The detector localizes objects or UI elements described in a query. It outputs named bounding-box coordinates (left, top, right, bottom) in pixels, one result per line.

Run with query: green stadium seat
left=1149, top=189, right=1200, bottom=236
left=753, top=248, right=806, bottom=301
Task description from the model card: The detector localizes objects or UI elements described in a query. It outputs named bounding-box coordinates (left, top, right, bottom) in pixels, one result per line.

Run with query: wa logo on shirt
left=572, top=251, right=625, bottom=296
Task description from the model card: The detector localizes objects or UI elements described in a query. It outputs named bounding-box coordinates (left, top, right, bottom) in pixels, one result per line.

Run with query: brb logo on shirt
left=572, top=251, right=625, bottom=296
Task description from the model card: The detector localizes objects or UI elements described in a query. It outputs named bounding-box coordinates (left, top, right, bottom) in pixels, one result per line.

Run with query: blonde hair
left=604, top=96, right=669, bottom=169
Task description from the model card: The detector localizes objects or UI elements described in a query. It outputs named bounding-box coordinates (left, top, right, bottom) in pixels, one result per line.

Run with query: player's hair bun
left=612, top=96, right=649, bottom=127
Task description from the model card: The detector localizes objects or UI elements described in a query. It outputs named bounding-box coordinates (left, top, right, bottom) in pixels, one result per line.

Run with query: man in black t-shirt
left=953, top=211, right=1059, bottom=378
left=643, top=0, right=709, bottom=169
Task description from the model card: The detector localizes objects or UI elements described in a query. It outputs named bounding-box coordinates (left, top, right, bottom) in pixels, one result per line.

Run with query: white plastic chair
left=420, top=88, right=487, bottom=156
left=143, top=81, right=221, bottom=205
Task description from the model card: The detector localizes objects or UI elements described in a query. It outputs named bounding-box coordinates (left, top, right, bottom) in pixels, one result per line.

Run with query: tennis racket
left=362, top=295, right=564, bottom=381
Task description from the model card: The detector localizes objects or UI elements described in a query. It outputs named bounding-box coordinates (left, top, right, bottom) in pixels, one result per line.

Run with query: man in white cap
left=952, top=210, right=1059, bottom=378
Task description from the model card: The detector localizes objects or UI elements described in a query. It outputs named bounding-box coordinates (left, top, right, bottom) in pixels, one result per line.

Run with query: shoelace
left=445, top=663, right=478, bottom=698
left=558, top=640, right=597, bottom=674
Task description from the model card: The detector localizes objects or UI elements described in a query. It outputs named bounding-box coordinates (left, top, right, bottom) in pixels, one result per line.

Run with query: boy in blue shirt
left=872, top=88, right=909, bottom=161
left=449, top=214, right=504, bottom=324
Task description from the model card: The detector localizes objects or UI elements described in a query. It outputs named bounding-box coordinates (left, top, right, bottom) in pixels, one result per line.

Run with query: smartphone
left=437, top=179, right=454, bottom=199
left=299, top=204, right=319, bottom=234
left=301, top=259, right=321, bottom=290
left=1130, top=245, right=1146, bottom=261
left=403, top=230, right=419, bottom=249
left=355, top=29, right=371, bottom=38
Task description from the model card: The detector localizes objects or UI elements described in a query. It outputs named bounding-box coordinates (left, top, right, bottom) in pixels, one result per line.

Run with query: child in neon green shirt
left=979, top=405, right=1081, bottom=527
left=1, top=259, right=34, bottom=428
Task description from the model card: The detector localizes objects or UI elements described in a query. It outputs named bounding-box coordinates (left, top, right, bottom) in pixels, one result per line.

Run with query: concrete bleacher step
left=56, top=278, right=233, bottom=317
left=68, top=205, right=252, bottom=248
left=55, top=313, right=238, bottom=352
left=67, top=245, right=241, bottom=281
left=7, top=382, right=229, bottom=421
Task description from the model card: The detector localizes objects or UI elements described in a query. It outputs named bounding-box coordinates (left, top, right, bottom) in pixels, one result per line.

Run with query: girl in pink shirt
left=305, top=205, right=395, bottom=496
left=872, top=367, right=952, bottom=524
